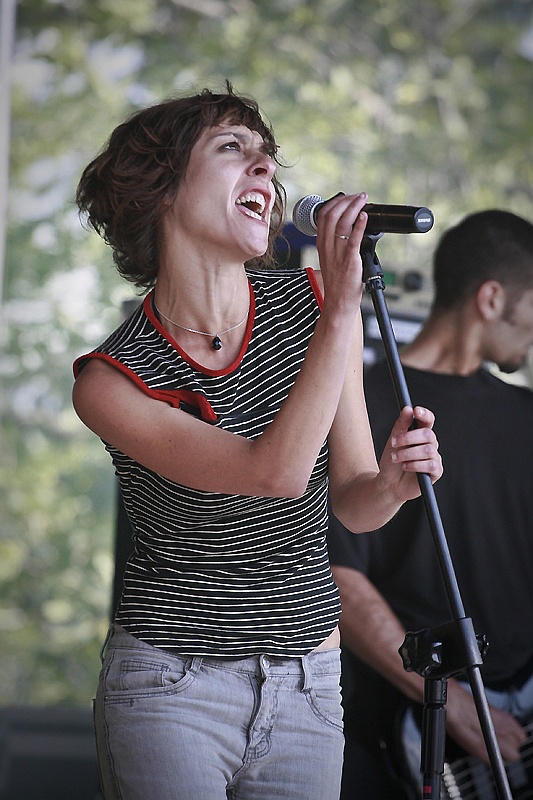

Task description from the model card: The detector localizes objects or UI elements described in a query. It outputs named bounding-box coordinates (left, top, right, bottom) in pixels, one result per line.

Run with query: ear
left=476, top=280, right=506, bottom=321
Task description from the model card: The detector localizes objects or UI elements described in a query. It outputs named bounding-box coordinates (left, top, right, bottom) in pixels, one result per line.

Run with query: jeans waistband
left=100, top=623, right=340, bottom=681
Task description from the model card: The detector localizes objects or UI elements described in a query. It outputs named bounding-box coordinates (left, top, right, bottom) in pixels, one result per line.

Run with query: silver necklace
left=153, top=298, right=249, bottom=351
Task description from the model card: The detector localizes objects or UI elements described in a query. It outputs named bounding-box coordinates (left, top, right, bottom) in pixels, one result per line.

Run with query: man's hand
left=446, top=679, right=526, bottom=763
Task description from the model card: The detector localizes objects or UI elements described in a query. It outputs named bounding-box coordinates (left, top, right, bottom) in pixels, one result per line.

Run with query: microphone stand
left=360, top=232, right=513, bottom=800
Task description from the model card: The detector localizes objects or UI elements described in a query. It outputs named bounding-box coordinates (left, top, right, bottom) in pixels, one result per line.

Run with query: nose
left=248, top=152, right=276, bottom=179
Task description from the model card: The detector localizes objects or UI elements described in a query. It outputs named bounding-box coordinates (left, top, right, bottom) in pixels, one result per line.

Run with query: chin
left=241, top=242, right=268, bottom=262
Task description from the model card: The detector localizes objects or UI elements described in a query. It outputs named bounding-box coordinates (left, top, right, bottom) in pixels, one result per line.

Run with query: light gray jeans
left=93, top=624, right=344, bottom=800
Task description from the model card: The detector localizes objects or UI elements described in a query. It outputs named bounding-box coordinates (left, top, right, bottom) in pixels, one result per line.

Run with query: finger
left=491, top=706, right=527, bottom=746
left=393, top=427, right=439, bottom=451
left=491, top=717, right=524, bottom=761
left=398, top=457, right=442, bottom=480
left=495, top=732, right=522, bottom=763
left=390, top=433, right=443, bottom=480
left=336, top=194, right=368, bottom=242
left=393, top=439, right=438, bottom=462
left=391, top=404, right=438, bottom=447
left=319, top=192, right=368, bottom=237
left=413, top=405, right=435, bottom=428
left=389, top=406, right=414, bottom=444
left=344, top=207, right=368, bottom=247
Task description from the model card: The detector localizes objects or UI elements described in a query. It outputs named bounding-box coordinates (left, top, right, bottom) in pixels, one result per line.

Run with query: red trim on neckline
left=306, top=267, right=323, bottom=310
left=145, top=282, right=255, bottom=377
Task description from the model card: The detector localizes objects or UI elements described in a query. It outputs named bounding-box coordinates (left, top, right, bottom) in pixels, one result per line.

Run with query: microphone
left=292, top=194, right=434, bottom=237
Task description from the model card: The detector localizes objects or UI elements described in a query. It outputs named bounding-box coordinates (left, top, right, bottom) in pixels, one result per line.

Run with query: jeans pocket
left=103, top=652, right=199, bottom=700
left=118, top=658, right=177, bottom=691
left=304, top=675, right=343, bottom=730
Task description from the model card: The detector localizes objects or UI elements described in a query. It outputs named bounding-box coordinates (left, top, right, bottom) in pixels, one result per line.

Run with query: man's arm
left=332, top=564, right=526, bottom=762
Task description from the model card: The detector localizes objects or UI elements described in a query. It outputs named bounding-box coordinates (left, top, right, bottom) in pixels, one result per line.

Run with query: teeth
left=236, top=192, right=267, bottom=219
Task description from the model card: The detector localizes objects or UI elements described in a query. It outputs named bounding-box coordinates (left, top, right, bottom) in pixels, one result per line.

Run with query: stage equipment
left=0, top=705, right=101, bottom=800
left=359, top=228, right=513, bottom=800
left=292, top=194, right=512, bottom=799
left=292, top=193, right=434, bottom=236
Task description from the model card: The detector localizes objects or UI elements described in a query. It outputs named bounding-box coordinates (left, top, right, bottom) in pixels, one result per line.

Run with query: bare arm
left=325, top=322, right=442, bottom=533
left=73, top=194, right=372, bottom=499
left=309, top=208, right=443, bottom=535
left=331, top=564, right=526, bottom=762
left=73, top=299, right=359, bottom=499
left=74, top=191, right=441, bottom=523
left=332, top=565, right=424, bottom=700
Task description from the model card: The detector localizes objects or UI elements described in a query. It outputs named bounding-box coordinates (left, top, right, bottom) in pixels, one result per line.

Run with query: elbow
left=269, top=477, right=310, bottom=500
left=328, top=489, right=349, bottom=526
left=281, top=476, right=309, bottom=499
left=248, top=440, right=314, bottom=498
left=259, top=465, right=311, bottom=499
left=328, top=469, right=383, bottom=533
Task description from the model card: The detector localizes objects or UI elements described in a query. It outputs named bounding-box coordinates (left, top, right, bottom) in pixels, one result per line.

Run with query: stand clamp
left=400, top=620, right=489, bottom=800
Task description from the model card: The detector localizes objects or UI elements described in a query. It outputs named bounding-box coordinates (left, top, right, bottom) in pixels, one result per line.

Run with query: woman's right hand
left=315, top=192, right=369, bottom=312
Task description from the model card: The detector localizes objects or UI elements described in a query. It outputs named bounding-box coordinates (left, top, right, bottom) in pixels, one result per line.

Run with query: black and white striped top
left=74, top=268, right=341, bottom=658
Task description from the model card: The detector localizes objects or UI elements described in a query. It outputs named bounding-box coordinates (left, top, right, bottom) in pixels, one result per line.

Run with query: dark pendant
left=211, top=336, right=222, bottom=350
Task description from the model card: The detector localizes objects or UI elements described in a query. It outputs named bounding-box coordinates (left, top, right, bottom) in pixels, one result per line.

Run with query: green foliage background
left=2, top=0, right=532, bottom=707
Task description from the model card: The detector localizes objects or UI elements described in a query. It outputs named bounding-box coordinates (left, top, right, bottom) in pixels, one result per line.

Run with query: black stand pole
left=360, top=232, right=513, bottom=800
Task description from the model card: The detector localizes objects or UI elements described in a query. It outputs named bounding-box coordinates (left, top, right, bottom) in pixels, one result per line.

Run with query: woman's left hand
left=378, top=405, right=443, bottom=503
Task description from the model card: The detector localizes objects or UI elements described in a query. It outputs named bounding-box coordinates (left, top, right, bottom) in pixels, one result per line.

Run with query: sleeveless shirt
left=74, top=268, right=341, bottom=658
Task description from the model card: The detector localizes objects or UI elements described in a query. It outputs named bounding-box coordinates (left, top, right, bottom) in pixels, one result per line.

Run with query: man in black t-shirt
left=328, top=210, right=533, bottom=799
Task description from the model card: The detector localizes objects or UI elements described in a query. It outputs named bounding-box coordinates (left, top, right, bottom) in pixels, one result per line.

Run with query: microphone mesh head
left=292, top=194, right=323, bottom=237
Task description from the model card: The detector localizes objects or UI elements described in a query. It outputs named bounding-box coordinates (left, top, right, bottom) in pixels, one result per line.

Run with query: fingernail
left=391, top=436, right=397, bottom=447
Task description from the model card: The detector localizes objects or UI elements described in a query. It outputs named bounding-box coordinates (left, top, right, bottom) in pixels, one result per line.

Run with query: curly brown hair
left=76, top=83, right=287, bottom=290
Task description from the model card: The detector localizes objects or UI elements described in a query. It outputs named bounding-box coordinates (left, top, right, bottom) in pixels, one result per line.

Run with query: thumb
left=389, top=406, right=415, bottom=444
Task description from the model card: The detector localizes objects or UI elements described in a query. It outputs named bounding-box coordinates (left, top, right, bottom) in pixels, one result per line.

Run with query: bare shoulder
left=70, top=354, right=266, bottom=496
left=73, top=356, right=130, bottom=401
left=72, top=356, right=148, bottom=430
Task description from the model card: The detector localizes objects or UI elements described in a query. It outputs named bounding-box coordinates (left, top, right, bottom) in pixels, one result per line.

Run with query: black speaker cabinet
left=0, top=706, right=102, bottom=799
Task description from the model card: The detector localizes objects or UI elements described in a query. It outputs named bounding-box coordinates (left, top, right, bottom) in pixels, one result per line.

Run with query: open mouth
left=236, top=191, right=268, bottom=221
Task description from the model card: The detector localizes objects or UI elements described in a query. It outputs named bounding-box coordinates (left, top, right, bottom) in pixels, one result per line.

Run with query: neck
left=153, top=295, right=249, bottom=352
left=154, top=257, right=250, bottom=335
left=400, top=309, right=484, bottom=376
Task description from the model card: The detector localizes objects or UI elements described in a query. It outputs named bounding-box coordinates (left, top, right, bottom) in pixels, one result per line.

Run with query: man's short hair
left=433, top=210, right=533, bottom=312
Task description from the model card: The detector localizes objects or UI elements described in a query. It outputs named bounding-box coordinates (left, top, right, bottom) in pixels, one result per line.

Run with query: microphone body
left=292, top=194, right=434, bottom=236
